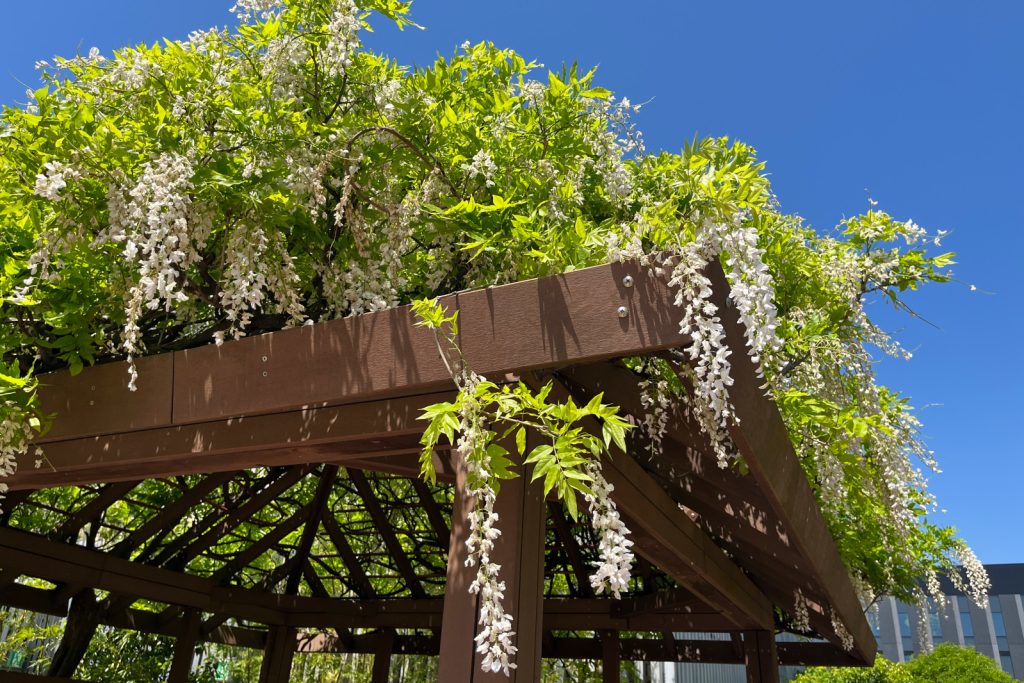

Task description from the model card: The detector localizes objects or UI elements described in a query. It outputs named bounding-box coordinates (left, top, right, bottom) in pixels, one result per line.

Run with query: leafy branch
left=411, top=298, right=630, bottom=519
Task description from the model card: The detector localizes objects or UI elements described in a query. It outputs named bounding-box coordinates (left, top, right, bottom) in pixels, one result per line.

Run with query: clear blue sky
left=2, top=3, right=1021, bottom=563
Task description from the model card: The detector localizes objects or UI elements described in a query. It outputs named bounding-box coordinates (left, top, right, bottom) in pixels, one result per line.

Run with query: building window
left=991, top=596, right=1009, bottom=652
left=867, top=607, right=881, bottom=637
left=897, top=603, right=912, bottom=635
left=958, top=597, right=975, bottom=647
left=929, top=599, right=943, bottom=645
left=897, top=602, right=915, bottom=657
left=1001, top=654, right=1014, bottom=676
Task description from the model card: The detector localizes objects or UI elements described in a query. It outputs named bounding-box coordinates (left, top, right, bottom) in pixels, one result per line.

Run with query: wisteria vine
left=0, top=0, right=990, bottom=664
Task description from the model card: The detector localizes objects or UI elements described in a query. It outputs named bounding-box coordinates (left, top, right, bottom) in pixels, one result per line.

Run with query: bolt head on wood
left=617, top=306, right=629, bottom=318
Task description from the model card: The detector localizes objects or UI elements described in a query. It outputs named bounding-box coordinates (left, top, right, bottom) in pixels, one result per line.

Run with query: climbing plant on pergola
left=4, top=260, right=877, bottom=682
left=0, top=0, right=987, bottom=681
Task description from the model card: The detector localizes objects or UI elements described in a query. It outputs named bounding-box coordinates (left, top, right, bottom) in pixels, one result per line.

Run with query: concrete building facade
left=662, top=563, right=1024, bottom=682
left=872, top=563, right=1024, bottom=679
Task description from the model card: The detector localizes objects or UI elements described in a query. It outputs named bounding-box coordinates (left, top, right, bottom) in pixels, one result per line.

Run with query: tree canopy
left=0, top=0, right=988, bottom=661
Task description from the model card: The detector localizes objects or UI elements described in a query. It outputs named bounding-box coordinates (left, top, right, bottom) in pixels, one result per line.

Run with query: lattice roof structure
left=0, top=259, right=876, bottom=682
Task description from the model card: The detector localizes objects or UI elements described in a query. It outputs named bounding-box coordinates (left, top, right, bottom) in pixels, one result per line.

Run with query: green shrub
left=795, top=655, right=912, bottom=683
left=794, top=644, right=1014, bottom=683
left=904, top=643, right=1014, bottom=683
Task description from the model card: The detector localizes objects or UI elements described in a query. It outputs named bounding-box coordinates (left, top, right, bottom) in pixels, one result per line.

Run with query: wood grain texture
left=704, top=259, right=875, bottom=664
left=33, top=261, right=686, bottom=449
left=36, top=354, right=174, bottom=442
left=11, top=393, right=445, bottom=490
left=601, top=447, right=774, bottom=630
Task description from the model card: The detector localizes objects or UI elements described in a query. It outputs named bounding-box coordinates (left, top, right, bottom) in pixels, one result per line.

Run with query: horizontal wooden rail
left=10, top=393, right=447, bottom=490
left=35, top=260, right=686, bottom=444
left=0, top=580, right=861, bottom=667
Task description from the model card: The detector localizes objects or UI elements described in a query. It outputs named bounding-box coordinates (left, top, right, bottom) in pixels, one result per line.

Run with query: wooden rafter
left=541, top=374, right=774, bottom=630
left=321, top=504, right=376, bottom=599
left=703, top=260, right=876, bottom=662
left=347, top=468, right=426, bottom=598
left=548, top=501, right=594, bottom=598
left=161, top=466, right=311, bottom=571
left=411, top=476, right=449, bottom=552
left=112, top=471, right=235, bottom=557
left=0, top=258, right=882, bottom=677
left=284, top=465, right=337, bottom=596
left=51, top=480, right=140, bottom=542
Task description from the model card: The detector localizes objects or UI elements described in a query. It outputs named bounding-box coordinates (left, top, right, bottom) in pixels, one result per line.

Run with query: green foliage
left=0, top=0, right=975, bottom=613
left=414, top=298, right=631, bottom=518
left=905, top=643, right=1015, bottom=683
left=795, top=645, right=1014, bottom=683
left=795, top=655, right=913, bottom=683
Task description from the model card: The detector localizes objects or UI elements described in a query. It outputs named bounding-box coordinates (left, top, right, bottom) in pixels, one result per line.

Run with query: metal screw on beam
left=622, top=275, right=634, bottom=288
left=617, top=306, right=629, bottom=319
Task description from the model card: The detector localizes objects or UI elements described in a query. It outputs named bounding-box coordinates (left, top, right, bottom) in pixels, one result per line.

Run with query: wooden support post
left=602, top=631, right=621, bottom=683
left=47, top=589, right=100, bottom=678
left=475, top=447, right=546, bottom=683
left=743, top=631, right=780, bottom=683
left=371, top=630, right=395, bottom=683
left=168, top=610, right=201, bottom=683
left=259, top=625, right=296, bottom=683
left=438, top=437, right=547, bottom=683
left=438, top=450, right=478, bottom=682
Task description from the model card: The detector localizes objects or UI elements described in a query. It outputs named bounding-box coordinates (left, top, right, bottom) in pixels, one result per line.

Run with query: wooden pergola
left=0, top=259, right=876, bottom=682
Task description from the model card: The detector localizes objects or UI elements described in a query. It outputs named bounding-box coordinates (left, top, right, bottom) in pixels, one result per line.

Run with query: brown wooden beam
left=259, top=625, right=296, bottom=683
left=161, top=466, right=311, bottom=570
left=0, top=582, right=266, bottom=650
left=411, top=476, right=450, bottom=552
left=208, top=500, right=312, bottom=584
left=743, top=630, right=781, bottom=683
left=321, top=504, right=376, bottom=599
left=601, top=631, right=620, bottom=683
left=542, top=376, right=774, bottom=631
left=347, top=468, right=426, bottom=598
left=11, top=393, right=442, bottom=491
left=135, top=468, right=279, bottom=565
left=478, top=443, right=546, bottom=683
left=559, top=363, right=806, bottom=572
left=0, top=581, right=864, bottom=663
left=168, top=609, right=201, bottom=683
left=285, top=466, right=337, bottom=595
left=0, top=525, right=750, bottom=635
left=560, top=363, right=847, bottom=644
left=113, top=471, right=235, bottom=557
left=541, top=598, right=734, bottom=632
left=601, top=449, right=773, bottom=629
left=612, top=586, right=701, bottom=619
left=301, top=560, right=330, bottom=599
left=704, top=259, right=875, bottom=663
left=437, top=448, right=477, bottom=681
left=549, top=501, right=594, bottom=598
left=0, top=488, right=33, bottom=525
left=371, top=630, right=395, bottom=683
left=33, top=262, right=681, bottom=445
left=52, top=481, right=141, bottom=542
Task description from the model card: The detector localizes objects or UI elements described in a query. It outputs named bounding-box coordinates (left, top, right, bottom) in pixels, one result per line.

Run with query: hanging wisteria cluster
left=413, top=296, right=636, bottom=673
left=0, top=0, right=991, bottom=672
left=582, top=460, right=635, bottom=598
left=455, top=372, right=518, bottom=676
left=654, top=212, right=782, bottom=467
